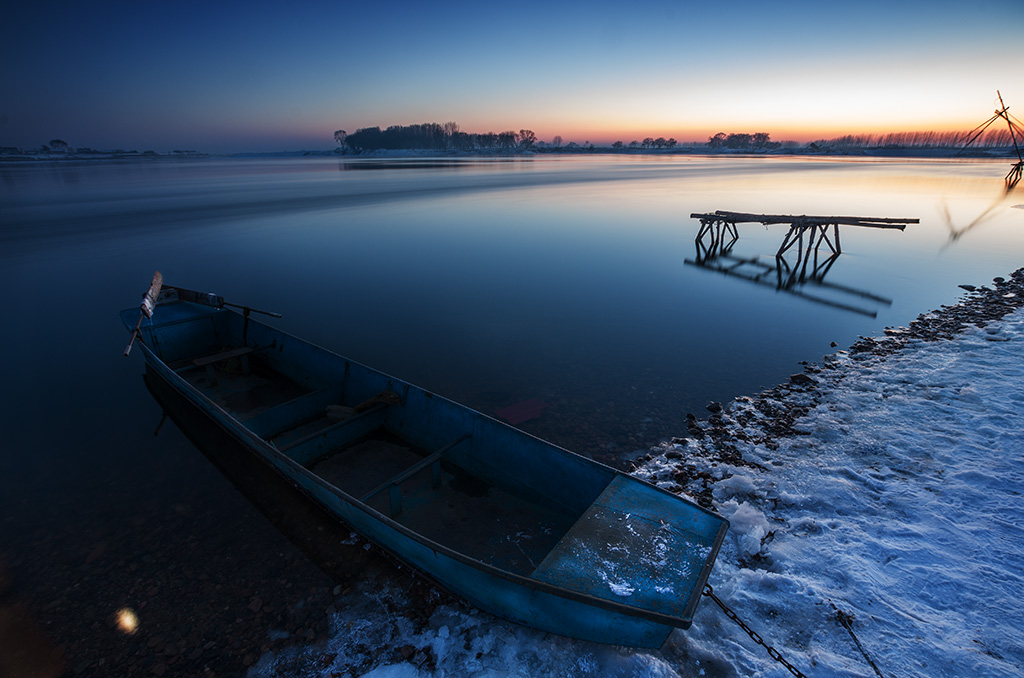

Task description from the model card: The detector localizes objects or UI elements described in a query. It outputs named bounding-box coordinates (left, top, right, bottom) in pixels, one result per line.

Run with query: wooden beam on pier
left=689, top=211, right=918, bottom=230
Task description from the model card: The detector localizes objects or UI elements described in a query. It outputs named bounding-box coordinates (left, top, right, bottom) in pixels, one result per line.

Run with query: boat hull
left=123, top=296, right=728, bottom=648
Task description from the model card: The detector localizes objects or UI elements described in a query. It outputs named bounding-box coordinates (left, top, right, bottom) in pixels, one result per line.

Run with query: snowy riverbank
left=633, top=269, right=1024, bottom=677
left=252, top=271, right=1024, bottom=677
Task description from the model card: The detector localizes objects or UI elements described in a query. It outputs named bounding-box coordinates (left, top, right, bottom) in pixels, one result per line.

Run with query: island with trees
left=331, top=122, right=1018, bottom=157
left=1, top=125, right=1017, bottom=161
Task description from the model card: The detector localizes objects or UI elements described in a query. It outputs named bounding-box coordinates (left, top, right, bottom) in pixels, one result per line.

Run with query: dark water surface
left=1, top=155, right=1021, bottom=674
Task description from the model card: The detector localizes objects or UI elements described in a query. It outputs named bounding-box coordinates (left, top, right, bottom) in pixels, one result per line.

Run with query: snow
left=249, top=307, right=1024, bottom=677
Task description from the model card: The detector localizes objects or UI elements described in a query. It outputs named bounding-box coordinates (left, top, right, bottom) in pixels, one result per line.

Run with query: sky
left=2, top=0, right=1022, bottom=153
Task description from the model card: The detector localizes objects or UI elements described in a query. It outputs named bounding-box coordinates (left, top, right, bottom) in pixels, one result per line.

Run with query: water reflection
left=941, top=188, right=1020, bottom=248
left=338, top=158, right=529, bottom=171
left=115, top=608, right=139, bottom=635
left=685, top=210, right=913, bottom=318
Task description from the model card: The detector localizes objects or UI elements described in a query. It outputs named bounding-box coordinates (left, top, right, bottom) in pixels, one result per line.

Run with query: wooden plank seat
left=193, top=345, right=255, bottom=367
left=276, top=403, right=390, bottom=465
left=361, top=433, right=472, bottom=517
left=193, top=346, right=255, bottom=385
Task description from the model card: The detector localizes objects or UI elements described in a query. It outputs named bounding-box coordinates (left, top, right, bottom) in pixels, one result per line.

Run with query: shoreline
left=635, top=267, right=1024, bottom=507
left=246, top=265, right=1024, bottom=676
left=625, top=266, right=1024, bottom=678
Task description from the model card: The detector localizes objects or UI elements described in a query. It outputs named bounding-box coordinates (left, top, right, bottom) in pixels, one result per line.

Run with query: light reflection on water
left=1, top=155, right=1021, bottom=460
left=0, top=154, right=1020, bottom=672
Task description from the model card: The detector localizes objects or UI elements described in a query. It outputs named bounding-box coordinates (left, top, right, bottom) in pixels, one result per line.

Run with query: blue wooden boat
left=121, top=275, right=728, bottom=648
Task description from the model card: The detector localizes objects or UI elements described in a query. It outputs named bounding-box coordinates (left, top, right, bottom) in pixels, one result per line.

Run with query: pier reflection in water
left=685, top=210, right=918, bottom=318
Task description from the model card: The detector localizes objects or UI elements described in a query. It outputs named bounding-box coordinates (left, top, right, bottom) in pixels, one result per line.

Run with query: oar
left=123, top=271, right=163, bottom=357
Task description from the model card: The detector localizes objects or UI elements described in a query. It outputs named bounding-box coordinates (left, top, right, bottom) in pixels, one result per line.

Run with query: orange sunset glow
left=2, top=1, right=1020, bottom=153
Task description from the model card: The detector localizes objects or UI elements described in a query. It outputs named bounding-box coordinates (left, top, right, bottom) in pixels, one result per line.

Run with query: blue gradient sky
left=3, top=0, right=1021, bottom=153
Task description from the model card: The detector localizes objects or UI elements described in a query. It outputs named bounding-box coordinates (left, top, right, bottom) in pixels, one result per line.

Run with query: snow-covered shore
left=634, top=269, right=1024, bottom=677
left=252, top=271, right=1024, bottom=677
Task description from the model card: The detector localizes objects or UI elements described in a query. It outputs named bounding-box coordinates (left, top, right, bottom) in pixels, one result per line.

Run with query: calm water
left=1, top=155, right=1021, bottom=672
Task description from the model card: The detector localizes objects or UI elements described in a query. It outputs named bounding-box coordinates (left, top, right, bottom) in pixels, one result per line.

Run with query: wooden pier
left=689, top=211, right=917, bottom=259
left=686, top=210, right=917, bottom=317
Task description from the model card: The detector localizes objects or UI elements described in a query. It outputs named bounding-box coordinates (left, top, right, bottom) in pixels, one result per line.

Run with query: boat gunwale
left=130, top=303, right=729, bottom=631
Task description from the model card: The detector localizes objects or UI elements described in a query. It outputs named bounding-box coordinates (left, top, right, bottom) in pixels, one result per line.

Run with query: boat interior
left=142, top=301, right=616, bottom=576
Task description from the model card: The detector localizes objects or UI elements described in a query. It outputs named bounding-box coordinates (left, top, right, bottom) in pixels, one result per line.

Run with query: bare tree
left=333, top=130, right=347, bottom=146
left=517, top=129, right=537, bottom=149
left=443, top=122, right=460, bottom=149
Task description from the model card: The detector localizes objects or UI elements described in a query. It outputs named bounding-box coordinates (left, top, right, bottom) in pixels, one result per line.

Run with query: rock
left=85, top=542, right=107, bottom=564
left=706, top=401, right=723, bottom=414
left=248, top=597, right=263, bottom=613
left=789, top=373, right=816, bottom=387
left=400, top=645, right=416, bottom=659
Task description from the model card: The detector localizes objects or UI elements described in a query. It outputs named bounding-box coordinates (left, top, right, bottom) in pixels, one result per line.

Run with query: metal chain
left=703, top=584, right=808, bottom=678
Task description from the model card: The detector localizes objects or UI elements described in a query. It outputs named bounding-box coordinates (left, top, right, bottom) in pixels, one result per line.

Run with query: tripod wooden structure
left=961, top=91, right=1023, bottom=189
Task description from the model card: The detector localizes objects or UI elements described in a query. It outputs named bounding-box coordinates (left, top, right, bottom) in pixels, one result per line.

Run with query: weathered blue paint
left=120, top=288, right=729, bottom=648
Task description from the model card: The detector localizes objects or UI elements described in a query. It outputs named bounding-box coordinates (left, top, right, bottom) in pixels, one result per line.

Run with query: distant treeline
left=332, top=122, right=1019, bottom=154
left=809, top=129, right=1016, bottom=150
left=336, top=123, right=537, bottom=152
